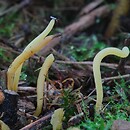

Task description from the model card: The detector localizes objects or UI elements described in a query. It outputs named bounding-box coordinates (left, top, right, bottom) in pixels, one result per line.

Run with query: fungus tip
left=50, top=16, right=57, bottom=20
left=122, top=46, right=129, bottom=57
left=48, top=54, right=55, bottom=61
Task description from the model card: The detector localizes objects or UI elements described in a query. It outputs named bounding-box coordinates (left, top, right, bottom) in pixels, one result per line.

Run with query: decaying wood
left=61, top=5, right=110, bottom=40
left=40, top=5, right=111, bottom=56
left=0, top=90, right=19, bottom=128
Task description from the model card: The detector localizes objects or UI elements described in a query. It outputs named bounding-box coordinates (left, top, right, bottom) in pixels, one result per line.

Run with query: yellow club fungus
left=51, top=108, right=64, bottom=130
left=34, top=54, right=54, bottom=116
left=93, top=46, right=129, bottom=113
left=7, top=17, right=56, bottom=91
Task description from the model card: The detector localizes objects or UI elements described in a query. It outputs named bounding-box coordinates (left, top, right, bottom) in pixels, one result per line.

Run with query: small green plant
left=69, top=35, right=107, bottom=61
left=78, top=100, right=130, bottom=130
left=79, top=115, right=106, bottom=130
left=0, top=13, right=19, bottom=37
left=61, top=88, right=78, bottom=121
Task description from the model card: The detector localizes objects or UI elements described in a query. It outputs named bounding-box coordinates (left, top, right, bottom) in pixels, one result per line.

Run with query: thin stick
left=102, top=74, right=130, bottom=82
left=20, top=113, right=53, bottom=130
left=55, top=60, right=130, bottom=69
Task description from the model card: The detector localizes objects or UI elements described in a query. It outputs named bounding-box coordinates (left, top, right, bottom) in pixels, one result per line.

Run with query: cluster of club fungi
left=0, top=16, right=129, bottom=129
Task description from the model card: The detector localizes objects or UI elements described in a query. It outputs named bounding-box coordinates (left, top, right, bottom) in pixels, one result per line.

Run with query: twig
left=18, top=86, right=36, bottom=93
left=102, top=74, right=130, bottom=82
left=20, top=112, right=53, bottom=130
left=55, top=60, right=130, bottom=69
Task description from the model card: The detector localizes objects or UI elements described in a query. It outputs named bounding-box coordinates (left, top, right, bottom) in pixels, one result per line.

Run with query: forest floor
left=0, top=0, right=130, bottom=130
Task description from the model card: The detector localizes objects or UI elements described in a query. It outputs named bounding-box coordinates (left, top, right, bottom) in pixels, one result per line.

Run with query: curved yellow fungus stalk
left=51, top=108, right=64, bottom=130
left=12, top=64, right=23, bottom=91
left=24, top=18, right=56, bottom=51
left=7, top=17, right=56, bottom=91
left=93, top=47, right=129, bottom=113
left=7, top=35, right=54, bottom=91
left=34, top=54, right=54, bottom=116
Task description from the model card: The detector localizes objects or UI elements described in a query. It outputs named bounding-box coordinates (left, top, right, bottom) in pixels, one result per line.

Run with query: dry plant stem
left=12, top=18, right=55, bottom=91
left=34, top=54, right=54, bottom=116
left=93, top=47, right=129, bottom=113
left=102, top=74, right=130, bottom=82
left=7, top=35, right=54, bottom=91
